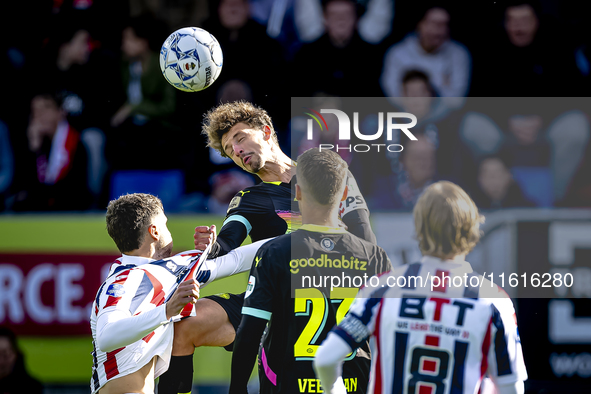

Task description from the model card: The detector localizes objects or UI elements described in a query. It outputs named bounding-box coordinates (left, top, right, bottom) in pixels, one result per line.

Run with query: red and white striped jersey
left=332, top=256, right=527, bottom=394
left=90, top=240, right=268, bottom=393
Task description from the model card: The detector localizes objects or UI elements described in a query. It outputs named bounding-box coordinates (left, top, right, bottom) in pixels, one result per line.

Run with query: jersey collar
left=420, top=255, right=473, bottom=274
left=120, top=254, right=155, bottom=267
left=300, top=224, right=347, bottom=234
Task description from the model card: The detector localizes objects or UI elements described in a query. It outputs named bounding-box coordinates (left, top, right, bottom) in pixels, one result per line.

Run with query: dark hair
left=402, top=69, right=429, bottom=85
left=502, top=0, right=542, bottom=17
left=31, top=90, right=67, bottom=109
left=0, top=326, right=18, bottom=354
left=0, top=326, right=33, bottom=380
left=105, top=193, right=163, bottom=253
left=479, top=152, right=512, bottom=170
left=402, top=69, right=437, bottom=97
left=322, top=0, right=364, bottom=17
left=44, top=15, right=89, bottom=58
left=296, top=148, right=348, bottom=206
left=417, top=2, right=452, bottom=25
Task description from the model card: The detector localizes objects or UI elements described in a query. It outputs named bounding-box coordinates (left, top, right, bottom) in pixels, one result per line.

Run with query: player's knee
left=172, top=319, right=196, bottom=354
left=173, top=316, right=204, bottom=349
left=185, top=305, right=219, bottom=347
left=174, top=298, right=234, bottom=348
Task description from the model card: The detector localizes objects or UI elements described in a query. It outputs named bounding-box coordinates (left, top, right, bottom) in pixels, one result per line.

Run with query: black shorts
left=205, top=291, right=246, bottom=351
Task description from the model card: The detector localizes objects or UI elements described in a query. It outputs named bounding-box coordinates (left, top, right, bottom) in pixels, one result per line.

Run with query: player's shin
left=157, top=355, right=194, bottom=394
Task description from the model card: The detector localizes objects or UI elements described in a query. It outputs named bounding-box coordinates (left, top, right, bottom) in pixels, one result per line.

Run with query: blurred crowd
left=0, top=0, right=590, bottom=214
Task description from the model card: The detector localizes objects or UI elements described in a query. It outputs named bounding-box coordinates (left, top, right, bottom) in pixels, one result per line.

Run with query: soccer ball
left=159, top=27, right=223, bottom=92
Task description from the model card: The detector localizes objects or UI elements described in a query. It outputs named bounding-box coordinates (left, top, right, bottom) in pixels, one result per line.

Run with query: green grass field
left=0, top=214, right=254, bottom=384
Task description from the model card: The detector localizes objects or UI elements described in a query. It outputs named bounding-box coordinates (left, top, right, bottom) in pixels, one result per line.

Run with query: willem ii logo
left=304, top=108, right=418, bottom=153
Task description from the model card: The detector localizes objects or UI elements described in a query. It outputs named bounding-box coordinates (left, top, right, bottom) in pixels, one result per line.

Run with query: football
left=159, top=27, right=223, bottom=92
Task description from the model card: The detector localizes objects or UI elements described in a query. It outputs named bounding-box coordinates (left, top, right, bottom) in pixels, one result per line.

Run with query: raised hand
left=194, top=225, right=217, bottom=251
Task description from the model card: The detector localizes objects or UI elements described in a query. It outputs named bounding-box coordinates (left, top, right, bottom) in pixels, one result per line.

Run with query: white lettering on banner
left=101, top=263, right=112, bottom=281
left=549, top=300, right=591, bottom=344
left=549, top=222, right=591, bottom=266
left=550, top=352, right=591, bottom=378
left=57, top=264, right=85, bottom=323
left=0, top=263, right=87, bottom=325
left=0, top=265, right=24, bottom=323
left=25, top=264, right=54, bottom=323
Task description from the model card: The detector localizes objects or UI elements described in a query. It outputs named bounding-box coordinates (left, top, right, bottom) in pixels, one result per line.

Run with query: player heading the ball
left=229, top=148, right=392, bottom=394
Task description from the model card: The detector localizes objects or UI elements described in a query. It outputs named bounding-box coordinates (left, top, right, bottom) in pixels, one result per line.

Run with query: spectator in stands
left=108, top=14, right=179, bottom=170
left=45, top=27, right=94, bottom=129
left=207, top=170, right=255, bottom=214
left=380, top=5, right=471, bottom=98
left=44, top=24, right=114, bottom=206
left=400, top=70, right=437, bottom=119
left=11, top=92, right=90, bottom=212
left=501, top=114, right=551, bottom=167
left=557, top=141, right=591, bottom=208
left=386, top=70, right=467, bottom=181
left=475, top=0, right=584, bottom=96
left=202, top=0, right=286, bottom=120
left=349, top=70, right=466, bottom=211
left=217, top=79, right=254, bottom=105
left=44, top=23, right=119, bottom=123
left=460, top=105, right=589, bottom=204
left=0, top=3, right=49, bottom=130
left=474, top=112, right=553, bottom=207
left=49, top=0, right=128, bottom=55
left=295, top=0, right=394, bottom=45
left=471, top=155, right=535, bottom=210
left=391, top=134, right=438, bottom=210
left=0, top=120, right=13, bottom=211
left=291, top=0, right=382, bottom=97
left=247, top=0, right=303, bottom=61
left=0, top=327, right=43, bottom=394
left=363, top=134, right=438, bottom=211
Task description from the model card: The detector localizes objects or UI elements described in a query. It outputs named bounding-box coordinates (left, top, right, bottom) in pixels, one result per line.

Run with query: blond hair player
left=314, top=181, right=527, bottom=394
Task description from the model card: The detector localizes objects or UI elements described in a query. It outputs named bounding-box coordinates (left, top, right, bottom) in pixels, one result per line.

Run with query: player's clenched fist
left=194, top=225, right=216, bottom=251
left=166, top=279, right=200, bottom=319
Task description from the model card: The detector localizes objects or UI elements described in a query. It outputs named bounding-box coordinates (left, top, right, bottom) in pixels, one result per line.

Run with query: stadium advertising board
left=0, top=253, right=116, bottom=335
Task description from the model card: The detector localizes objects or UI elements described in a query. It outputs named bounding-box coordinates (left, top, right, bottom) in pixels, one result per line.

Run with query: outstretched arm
left=200, top=238, right=275, bottom=286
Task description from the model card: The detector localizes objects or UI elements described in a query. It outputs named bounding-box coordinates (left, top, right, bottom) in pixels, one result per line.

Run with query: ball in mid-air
left=159, top=27, right=223, bottom=92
